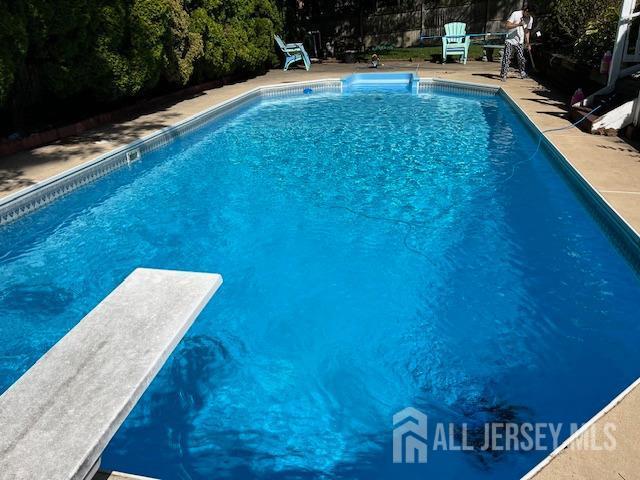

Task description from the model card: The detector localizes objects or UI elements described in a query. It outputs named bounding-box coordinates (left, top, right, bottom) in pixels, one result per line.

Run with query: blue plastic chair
left=274, top=35, right=311, bottom=71
left=442, top=23, right=470, bottom=64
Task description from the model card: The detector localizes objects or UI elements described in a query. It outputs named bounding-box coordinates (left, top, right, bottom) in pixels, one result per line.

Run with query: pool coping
left=0, top=74, right=638, bottom=478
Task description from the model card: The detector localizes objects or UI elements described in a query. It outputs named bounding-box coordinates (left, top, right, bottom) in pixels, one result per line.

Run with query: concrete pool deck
left=1, top=60, right=639, bottom=478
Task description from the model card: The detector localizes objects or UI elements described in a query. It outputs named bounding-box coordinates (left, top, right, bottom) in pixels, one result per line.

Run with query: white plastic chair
left=274, top=35, right=311, bottom=71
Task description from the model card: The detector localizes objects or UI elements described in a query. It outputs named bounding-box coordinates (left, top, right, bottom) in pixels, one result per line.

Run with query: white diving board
left=0, top=268, right=222, bottom=480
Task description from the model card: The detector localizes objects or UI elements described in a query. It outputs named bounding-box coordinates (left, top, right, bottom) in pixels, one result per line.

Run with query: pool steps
left=0, top=268, right=222, bottom=480
left=342, top=72, right=420, bottom=92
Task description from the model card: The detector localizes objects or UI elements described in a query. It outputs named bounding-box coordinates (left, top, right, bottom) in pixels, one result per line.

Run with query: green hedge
left=546, top=0, right=619, bottom=68
left=0, top=0, right=282, bottom=134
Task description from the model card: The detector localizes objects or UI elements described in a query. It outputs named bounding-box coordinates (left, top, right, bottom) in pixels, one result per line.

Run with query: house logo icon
left=393, top=407, right=428, bottom=463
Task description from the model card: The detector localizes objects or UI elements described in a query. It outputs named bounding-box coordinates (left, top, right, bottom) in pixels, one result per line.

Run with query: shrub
left=551, top=0, right=620, bottom=67
left=0, top=0, right=280, bottom=134
left=0, top=2, right=28, bottom=107
left=163, top=0, right=204, bottom=86
left=189, top=0, right=281, bottom=81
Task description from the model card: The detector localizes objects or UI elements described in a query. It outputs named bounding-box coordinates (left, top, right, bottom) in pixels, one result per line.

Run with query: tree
left=551, top=0, right=620, bottom=67
left=0, top=1, right=28, bottom=107
left=0, top=0, right=281, bottom=134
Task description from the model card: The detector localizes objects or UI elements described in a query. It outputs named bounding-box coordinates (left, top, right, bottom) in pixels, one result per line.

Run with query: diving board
left=0, top=268, right=222, bottom=480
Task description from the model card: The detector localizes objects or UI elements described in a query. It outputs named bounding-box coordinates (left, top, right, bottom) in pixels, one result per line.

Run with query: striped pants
left=501, top=42, right=526, bottom=79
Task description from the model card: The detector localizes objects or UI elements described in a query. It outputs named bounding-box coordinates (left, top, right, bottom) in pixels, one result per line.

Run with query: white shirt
left=506, top=10, right=533, bottom=45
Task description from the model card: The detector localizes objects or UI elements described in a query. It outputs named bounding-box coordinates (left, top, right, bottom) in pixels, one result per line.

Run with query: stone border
left=0, top=79, right=239, bottom=158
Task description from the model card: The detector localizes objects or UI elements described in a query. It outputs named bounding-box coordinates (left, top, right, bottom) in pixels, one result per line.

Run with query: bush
left=550, top=0, right=620, bottom=67
left=0, top=2, right=28, bottom=107
left=0, top=0, right=281, bottom=134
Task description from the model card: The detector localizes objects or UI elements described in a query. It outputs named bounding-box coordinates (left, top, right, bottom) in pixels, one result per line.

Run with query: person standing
left=501, top=3, right=535, bottom=81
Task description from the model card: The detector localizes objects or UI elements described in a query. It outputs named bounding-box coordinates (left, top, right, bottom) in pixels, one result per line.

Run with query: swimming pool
left=1, top=77, right=639, bottom=479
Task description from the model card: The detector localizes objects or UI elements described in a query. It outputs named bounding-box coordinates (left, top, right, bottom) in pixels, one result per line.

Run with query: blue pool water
left=1, top=88, right=640, bottom=479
